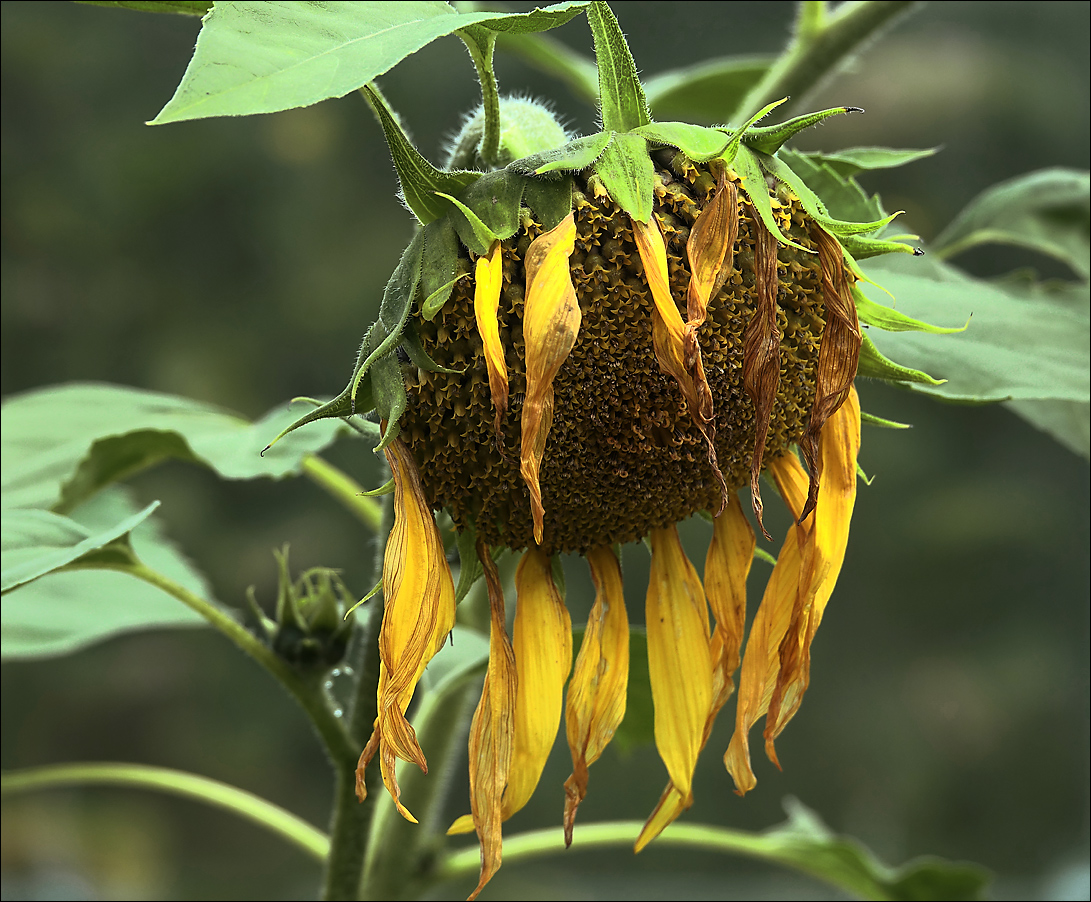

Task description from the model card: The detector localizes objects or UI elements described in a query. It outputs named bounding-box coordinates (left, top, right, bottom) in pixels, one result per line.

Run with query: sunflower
left=272, top=6, right=950, bottom=897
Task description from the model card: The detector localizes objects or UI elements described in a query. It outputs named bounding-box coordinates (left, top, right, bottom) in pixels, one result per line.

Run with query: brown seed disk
left=401, top=159, right=828, bottom=555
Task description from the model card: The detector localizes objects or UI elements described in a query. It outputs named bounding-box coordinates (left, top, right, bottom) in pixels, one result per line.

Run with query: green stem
left=322, top=481, right=393, bottom=901
left=733, top=0, right=918, bottom=123
left=458, top=26, right=501, bottom=168
left=302, top=454, right=383, bottom=533
left=2, top=763, right=329, bottom=862
left=121, top=561, right=357, bottom=766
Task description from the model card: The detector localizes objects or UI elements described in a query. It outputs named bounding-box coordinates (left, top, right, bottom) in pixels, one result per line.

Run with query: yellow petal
left=741, top=217, right=782, bottom=539
left=646, top=525, right=712, bottom=803
left=635, top=503, right=753, bottom=852
left=705, top=494, right=755, bottom=706
left=799, top=228, right=861, bottom=521
left=473, top=239, right=508, bottom=441
left=723, top=452, right=808, bottom=795
left=633, top=214, right=727, bottom=507
left=764, top=386, right=860, bottom=762
left=464, top=537, right=516, bottom=901
left=519, top=213, right=580, bottom=544
left=686, top=173, right=738, bottom=327
left=502, top=548, right=573, bottom=820
left=564, top=545, right=629, bottom=845
left=357, top=437, right=456, bottom=821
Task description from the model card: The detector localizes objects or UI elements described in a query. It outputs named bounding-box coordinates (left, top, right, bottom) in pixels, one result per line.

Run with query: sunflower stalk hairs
left=266, top=3, right=960, bottom=897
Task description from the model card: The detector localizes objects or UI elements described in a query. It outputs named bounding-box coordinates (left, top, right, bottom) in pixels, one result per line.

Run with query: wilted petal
left=723, top=452, right=808, bottom=795
left=633, top=214, right=727, bottom=507
left=564, top=545, right=629, bottom=845
left=799, top=228, right=861, bottom=521
left=764, top=387, right=860, bottom=763
left=356, top=437, right=456, bottom=821
left=474, top=240, right=508, bottom=442
left=645, top=526, right=712, bottom=806
left=501, top=548, right=572, bottom=821
left=742, top=216, right=782, bottom=539
left=464, top=538, right=516, bottom=901
left=520, top=213, right=580, bottom=544
left=635, top=499, right=753, bottom=851
left=686, top=172, right=738, bottom=327
left=705, top=494, right=755, bottom=706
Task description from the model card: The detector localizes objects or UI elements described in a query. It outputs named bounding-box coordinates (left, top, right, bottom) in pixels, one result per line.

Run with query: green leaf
left=732, top=146, right=808, bottom=252
left=743, top=106, right=861, bottom=155
left=811, top=146, right=938, bottom=177
left=854, top=284, right=964, bottom=334
left=632, top=122, right=730, bottom=162
left=586, top=0, right=650, bottom=133
left=360, top=83, right=479, bottom=227
left=151, top=1, right=587, bottom=125
left=454, top=521, right=482, bottom=606
left=369, top=354, right=408, bottom=453
left=353, top=228, right=427, bottom=388
left=751, top=798, right=990, bottom=901
left=2, top=488, right=208, bottom=659
left=643, top=56, right=773, bottom=125
left=863, top=254, right=1090, bottom=403
left=1006, top=399, right=1090, bottom=460
left=931, top=169, right=1090, bottom=279
left=779, top=148, right=886, bottom=226
left=420, top=217, right=464, bottom=320
left=77, top=0, right=212, bottom=14
left=595, top=132, right=655, bottom=222
left=1, top=385, right=349, bottom=513
left=523, top=174, right=575, bottom=231
left=857, top=332, right=943, bottom=387
left=515, top=131, right=613, bottom=176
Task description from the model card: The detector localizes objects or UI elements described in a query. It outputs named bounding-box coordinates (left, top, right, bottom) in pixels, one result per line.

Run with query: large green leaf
left=2, top=488, right=209, bottom=659
left=1, top=384, right=347, bottom=512
left=932, top=169, right=1090, bottom=279
left=1006, top=398, right=1090, bottom=460
left=862, top=254, right=1089, bottom=405
left=151, top=1, right=587, bottom=125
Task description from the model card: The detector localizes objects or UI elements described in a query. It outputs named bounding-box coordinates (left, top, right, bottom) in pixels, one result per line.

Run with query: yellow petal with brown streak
left=520, top=213, right=580, bottom=544
left=564, top=545, right=629, bottom=846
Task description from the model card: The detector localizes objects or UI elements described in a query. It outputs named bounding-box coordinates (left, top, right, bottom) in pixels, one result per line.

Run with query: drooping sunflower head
left=273, top=4, right=948, bottom=898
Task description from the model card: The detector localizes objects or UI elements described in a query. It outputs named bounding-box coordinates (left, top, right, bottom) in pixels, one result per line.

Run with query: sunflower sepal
left=595, top=132, right=657, bottom=222
left=858, top=331, right=945, bottom=386
left=586, top=0, right=651, bottom=133
left=742, top=106, right=863, bottom=155
left=360, top=83, right=480, bottom=227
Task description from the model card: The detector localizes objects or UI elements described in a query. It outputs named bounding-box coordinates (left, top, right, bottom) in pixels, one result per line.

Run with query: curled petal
left=463, top=538, right=516, bottom=901
left=356, top=437, right=456, bottom=821
left=645, top=526, right=712, bottom=809
left=474, top=240, right=508, bottom=442
left=723, top=453, right=808, bottom=795
left=633, top=214, right=727, bottom=508
left=520, top=213, right=580, bottom=544
left=686, top=172, right=738, bottom=327
left=765, top=387, right=860, bottom=763
left=564, top=545, right=629, bottom=846
left=502, top=548, right=572, bottom=821
left=799, top=228, right=861, bottom=521
left=742, top=215, right=782, bottom=539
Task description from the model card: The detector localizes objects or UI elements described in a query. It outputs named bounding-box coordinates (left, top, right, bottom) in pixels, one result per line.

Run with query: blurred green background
left=2, top=2, right=1088, bottom=899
